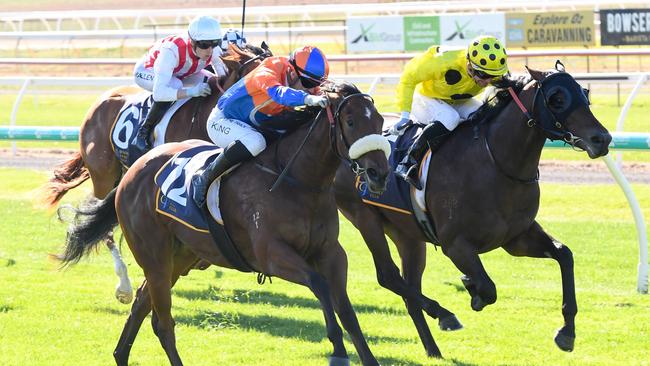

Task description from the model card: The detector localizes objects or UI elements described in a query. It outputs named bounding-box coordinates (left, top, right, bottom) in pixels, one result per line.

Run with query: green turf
left=0, top=167, right=648, bottom=365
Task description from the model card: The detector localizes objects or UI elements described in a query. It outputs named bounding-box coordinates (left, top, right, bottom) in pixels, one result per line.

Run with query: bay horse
left=58, top=82, right=390, bottom=366
left=333, top=63, right=611, bottom=357
left=40, top=44, right=271, bottom=304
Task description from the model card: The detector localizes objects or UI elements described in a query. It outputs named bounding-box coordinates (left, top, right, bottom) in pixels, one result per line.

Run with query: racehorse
left=58, top=82, right=390, bottom=366
left=40, top=44, right=271, bottom=304
left=333, top=62, right=611, bottom=357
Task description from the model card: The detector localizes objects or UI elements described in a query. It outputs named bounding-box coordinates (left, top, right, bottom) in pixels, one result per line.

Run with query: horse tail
left=38, top=151, right=90, bottom=209
left=56, top=188, right=118, bottom=267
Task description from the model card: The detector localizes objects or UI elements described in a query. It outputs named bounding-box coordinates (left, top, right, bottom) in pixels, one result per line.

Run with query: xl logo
left=351, top=23, right=375, bottom=44
left=445, top=20, right=471, bottom=41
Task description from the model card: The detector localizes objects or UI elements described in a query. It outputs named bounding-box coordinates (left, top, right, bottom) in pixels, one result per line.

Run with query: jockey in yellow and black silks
left=390, top=35, right=510, bottom=189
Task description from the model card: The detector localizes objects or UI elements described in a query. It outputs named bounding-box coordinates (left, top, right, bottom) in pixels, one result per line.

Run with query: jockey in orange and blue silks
left=191, top=45, right=330, bottom=207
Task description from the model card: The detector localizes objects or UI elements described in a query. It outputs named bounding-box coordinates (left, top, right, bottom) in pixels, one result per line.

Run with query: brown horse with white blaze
left=58, top=82, right=390, bottom=365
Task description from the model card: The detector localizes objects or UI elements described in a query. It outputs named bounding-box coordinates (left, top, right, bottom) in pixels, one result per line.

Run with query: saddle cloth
left=110, top=91, right=191, bottom=167
left=154, top=144, right=226, bottom=232
left=356, top=117, right=431, bottom=214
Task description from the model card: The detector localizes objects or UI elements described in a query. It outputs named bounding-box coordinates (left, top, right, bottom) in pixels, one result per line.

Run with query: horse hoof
left=554, top=329, right=575, bottom=352
left=115, top=287, right=133, bottom=304
left=439, top=314, right=463, bottom=331
left=328, top=356, right=350, bottom=366
left=470, top=296, right=487, bottom=311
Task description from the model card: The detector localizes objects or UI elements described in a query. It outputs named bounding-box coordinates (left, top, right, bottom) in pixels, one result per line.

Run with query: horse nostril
left=591, top=135, right=604, bottom=144
left=366, top=168, right=378, bottom=180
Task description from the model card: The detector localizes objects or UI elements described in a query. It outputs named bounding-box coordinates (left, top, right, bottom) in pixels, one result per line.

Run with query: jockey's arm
left=153, top=47, right=211, bottom=100
left=396, top=53, right=437, bottom=115
left=250, top=69, right=308, bottom=107
left=152, top=48, right=181, bottom=101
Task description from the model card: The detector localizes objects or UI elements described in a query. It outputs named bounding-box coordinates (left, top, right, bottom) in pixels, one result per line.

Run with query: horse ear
left=525, top=65, right=546, bottom=81
left=555, top=60, right=566, bottom=72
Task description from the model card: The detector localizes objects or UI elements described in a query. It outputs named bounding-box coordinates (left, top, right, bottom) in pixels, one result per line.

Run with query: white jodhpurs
left=410, top=91, right=483, bottom=131
left=206, top=108, right=267, bottom=156
left=133, top=59, right=212, bottom=98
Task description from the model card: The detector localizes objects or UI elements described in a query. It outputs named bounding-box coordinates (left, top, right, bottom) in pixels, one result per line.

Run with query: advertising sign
left=600, top=9, right=650, bottom=45
left=346, top=16, right=404, bottom=52
left=403, top=16, right=440, bottom=51
left=438, top=14, right=505, bottom=47
left=506, top=11, right=595, bottom=47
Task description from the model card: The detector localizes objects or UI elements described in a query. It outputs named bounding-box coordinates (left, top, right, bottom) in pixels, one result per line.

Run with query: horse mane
left=466, top=74, right=532, bottom=125
left=221, top=43, right=256, bottom=64
left=321, top=80, right=362, bottom=97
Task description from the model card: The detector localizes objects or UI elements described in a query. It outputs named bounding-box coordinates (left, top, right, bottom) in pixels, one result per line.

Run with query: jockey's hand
left=388, top=112, right=411, bottom=136
left=304, top=94, right=329, bottom=108
left=186, top=82, right=211, bottom=98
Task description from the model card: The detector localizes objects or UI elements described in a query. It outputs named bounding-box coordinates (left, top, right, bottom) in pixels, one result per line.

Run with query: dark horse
left=40, top=44, right=271, bottom=303
left=59, top=82, right=391, bottom=365
left=334, top=63, right=611, bottom=357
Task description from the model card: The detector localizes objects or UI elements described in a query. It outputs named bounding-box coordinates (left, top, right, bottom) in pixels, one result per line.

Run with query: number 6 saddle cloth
left=109, top=91, right=191, bottom=167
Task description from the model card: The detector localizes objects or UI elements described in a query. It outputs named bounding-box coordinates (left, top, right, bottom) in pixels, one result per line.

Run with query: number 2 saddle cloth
left=154, top=144, right=225, bottom=232
left=109, top=92, right=191, bottom=167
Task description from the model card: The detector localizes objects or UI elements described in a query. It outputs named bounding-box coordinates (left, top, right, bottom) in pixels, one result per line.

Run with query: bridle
left=267, top=91, right=389, bottom=191
left=508, top=70, right=590, bottom=146
left=325, top=92, right=376, bottom=176
left=486, top=69, right=591, bottom=184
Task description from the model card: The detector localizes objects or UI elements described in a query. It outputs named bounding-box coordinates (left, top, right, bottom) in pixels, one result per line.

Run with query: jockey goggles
left=193, top=39, right=221, bottom=49
left=469, top=67, right=499, bottom=80
left=291, top=62, right=326, bottom=89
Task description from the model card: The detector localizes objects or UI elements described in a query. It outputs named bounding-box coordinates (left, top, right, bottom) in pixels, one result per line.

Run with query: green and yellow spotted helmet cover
left=466, top=35, right=508, bottom=77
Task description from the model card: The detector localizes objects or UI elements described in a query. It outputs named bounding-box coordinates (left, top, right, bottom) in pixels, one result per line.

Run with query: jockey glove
left=186, top=82, right=212, bottom=98
left=304, top=94, right=329, bottom=108
left=388, top=111, right=411, bottom=136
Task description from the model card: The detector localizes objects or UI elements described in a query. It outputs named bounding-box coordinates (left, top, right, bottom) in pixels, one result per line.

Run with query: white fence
left=3, top=1, right=648, bottom=31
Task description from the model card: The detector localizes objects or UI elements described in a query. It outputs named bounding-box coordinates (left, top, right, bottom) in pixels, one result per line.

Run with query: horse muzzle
left=580, top=131, right=612, bottom=159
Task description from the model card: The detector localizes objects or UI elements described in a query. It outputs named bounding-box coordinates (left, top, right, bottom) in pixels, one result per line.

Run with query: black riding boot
left=395, top=121, right=451, bottom=190
left=191, top=141, right=254, bottom=208
left=134, top=101, right=173, bottom=152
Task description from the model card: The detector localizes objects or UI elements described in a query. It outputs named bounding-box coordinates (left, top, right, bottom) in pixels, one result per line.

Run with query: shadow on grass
left=448, top=359, right=481, bottom=366
left=175, top=310, right=408, bottom=345
left=0, top=304, right=14, bottom=313
left=176, top=311, right=326, bottom=343
left=173, top=287, right=405, bottom=316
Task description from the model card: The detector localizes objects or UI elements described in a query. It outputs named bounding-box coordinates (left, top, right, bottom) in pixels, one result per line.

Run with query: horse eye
left=548, top=89, right=570, bottom=113
left=346, top=118, right=354, bottom=127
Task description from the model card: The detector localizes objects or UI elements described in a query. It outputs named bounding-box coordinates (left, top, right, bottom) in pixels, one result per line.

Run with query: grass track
left=0, top=167, right=648, bottom=365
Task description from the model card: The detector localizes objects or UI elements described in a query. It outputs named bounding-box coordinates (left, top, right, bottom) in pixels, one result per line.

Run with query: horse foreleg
left=503, top=221, right=576, bottom=352
left=443, top=238, right=497, bottom=312
left=318, top=241, right=378, bottom=366
left=106, top=233, right=133, bottom=304
left=344, top=205, right=458, bottom=333
left=264, top=240, right=354, bottom=366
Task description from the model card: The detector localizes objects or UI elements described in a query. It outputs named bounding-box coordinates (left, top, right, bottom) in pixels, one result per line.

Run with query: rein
left=266, top=92, right=378, bottom=191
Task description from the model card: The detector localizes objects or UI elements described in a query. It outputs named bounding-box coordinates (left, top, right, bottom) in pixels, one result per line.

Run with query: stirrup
left=191, top=173, right=209, bottom=208
left=134, top=129, right=152, bottom=152
left=399, top=164, right=422, bottom=190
